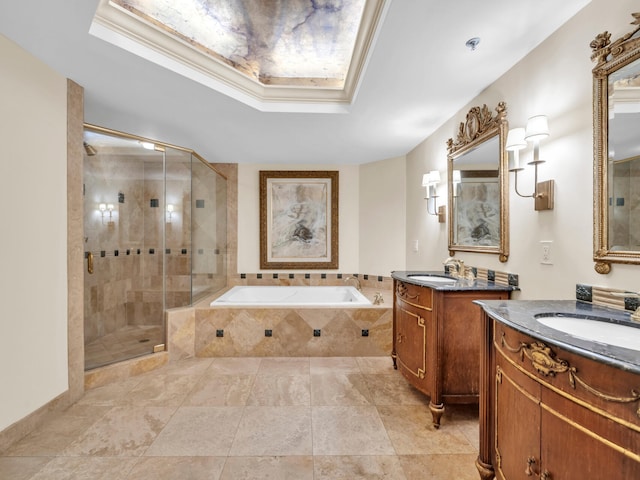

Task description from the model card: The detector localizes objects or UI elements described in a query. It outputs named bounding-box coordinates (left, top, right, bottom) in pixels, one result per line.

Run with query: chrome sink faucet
left=345, top=276, right=362, bottom=291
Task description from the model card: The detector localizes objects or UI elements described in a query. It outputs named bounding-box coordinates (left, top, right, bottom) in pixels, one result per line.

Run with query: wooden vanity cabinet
left=392, top=279, right=509, bottom=428
left=478, top=314, right=640, bottom=480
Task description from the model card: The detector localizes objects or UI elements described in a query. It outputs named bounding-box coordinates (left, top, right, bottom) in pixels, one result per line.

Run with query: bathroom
left=2, top=0, right=640, bottom=477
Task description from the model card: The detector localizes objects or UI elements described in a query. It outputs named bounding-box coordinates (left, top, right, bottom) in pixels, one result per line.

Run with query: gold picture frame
left=260, top=170, right=339, bottom=269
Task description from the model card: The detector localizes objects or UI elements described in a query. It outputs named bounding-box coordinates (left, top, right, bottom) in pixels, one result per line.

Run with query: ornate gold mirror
left=592, top=13, right=640, bottom=274
left=447, top=102, right=509, bottom=262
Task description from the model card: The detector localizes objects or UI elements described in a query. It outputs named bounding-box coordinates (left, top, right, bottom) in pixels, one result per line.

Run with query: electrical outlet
left=413, top=240, right=419, bottom=252
left=540, top=241, right=552, bottom=265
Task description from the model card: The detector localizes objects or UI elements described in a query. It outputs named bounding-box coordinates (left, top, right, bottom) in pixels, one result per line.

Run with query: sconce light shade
left=167, top=204, right=174, bottom=213
left=422, top=171, right=441, bottom=186
left=452, top=170, right=461, bottom=184
left=422, top=170, right=444, bottom=221
left=524, top=115, right=549, bottom=142
left=99, top=203, right=115, bottom=225
left=510, top=114, right=554, bottom=211
left=506, top=128, right=527, bottom=151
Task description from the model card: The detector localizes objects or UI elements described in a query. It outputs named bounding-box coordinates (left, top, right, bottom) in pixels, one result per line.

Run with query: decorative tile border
left=575, top=283, right=639, bottom=314
left=473, top=267, right=519, bottom=288
left=84, top=247, right=197, bottom=257
left=230, top=273, right=394, bottom=291
left=230, top=269, right=517, bottom=290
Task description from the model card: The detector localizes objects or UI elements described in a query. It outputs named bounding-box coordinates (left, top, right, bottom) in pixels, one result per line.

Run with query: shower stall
left=82, top=125, right=227, bottom=370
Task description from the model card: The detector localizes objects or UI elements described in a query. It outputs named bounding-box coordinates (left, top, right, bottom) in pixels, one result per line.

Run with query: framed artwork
left=260, top=170, right=339, bottom=269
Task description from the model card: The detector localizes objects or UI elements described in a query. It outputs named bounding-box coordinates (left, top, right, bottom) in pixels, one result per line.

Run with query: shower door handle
left=87, top=252, right=94, bottom=274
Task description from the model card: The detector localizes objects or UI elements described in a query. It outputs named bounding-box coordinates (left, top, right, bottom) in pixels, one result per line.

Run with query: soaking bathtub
left=210, top=285, right=371, bottom=307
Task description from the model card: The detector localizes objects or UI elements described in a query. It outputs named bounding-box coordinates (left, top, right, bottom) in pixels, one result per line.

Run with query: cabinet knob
left=397, top=334, right=403, bottom=344
left=525, top=456, right=536, bottom=476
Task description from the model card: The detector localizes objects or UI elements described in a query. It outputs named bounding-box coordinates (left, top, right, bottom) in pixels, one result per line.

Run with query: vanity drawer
left=395, top=281, right=433, bottom=310
left=493, top=320, right=640, bottom=427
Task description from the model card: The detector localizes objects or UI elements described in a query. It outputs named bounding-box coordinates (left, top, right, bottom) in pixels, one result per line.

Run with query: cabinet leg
left=391, top=353, right=397, bottom=370
left=475, top=456, right=494, bottom=480
left=429, top=402, right=445, bottom=429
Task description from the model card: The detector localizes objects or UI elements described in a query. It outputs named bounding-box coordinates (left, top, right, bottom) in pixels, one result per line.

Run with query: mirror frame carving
left=446, top=102, right=509, bottom=262
left=591, top=13, right=640, bottom=274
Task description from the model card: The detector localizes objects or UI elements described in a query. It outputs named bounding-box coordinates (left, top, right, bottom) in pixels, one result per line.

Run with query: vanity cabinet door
left=540, top=407, right=639, bottom=480
left=395, top=302, right=428, bottom=383
left=539, top=351, right=640, bottom=480
left=495, top=352, right=541, bottom=480
left=393, top=281, right=432, bottom=392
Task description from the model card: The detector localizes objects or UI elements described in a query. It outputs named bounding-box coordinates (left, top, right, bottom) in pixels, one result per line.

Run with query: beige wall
left=0, top=34, right=69, bottom=431
left=237, top=163, right=361, bottom=274
left=406, top=0, right=639, bottom=299
left=359, top=156, right=406, bottom=276
left=237, top=158, right=405, bottom=277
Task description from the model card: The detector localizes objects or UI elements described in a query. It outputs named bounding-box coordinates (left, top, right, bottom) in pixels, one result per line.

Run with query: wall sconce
left=507, top=115, right=554, bottom=211
left=422, top=170, right=446, bottom=222
left=166, top=204, right=174, bottom=223
left=99, top=203, right=115, bottom=225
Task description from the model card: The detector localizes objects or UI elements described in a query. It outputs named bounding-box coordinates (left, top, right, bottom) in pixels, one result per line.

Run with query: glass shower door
left=82, top=126, right=228, bottom=370
left=83, top=129, right=166, bottom=370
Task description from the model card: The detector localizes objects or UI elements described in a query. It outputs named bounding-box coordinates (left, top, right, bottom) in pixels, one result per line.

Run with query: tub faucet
left=373, top=292, right=384, bottom=305
left=345, top=276, right=362, bottom=291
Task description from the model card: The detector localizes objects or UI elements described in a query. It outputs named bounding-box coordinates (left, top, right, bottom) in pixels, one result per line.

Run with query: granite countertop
left=391, top=271, right=518, bottom=292
left=474, top=299, right=640, bottom=375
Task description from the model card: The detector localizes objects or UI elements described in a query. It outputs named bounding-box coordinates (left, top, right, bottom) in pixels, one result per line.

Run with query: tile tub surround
left=195, top=291, right=392, bottom=357
left=0, top=357, right=481, bottom=480
left=167, top=276, right=393, bottom=360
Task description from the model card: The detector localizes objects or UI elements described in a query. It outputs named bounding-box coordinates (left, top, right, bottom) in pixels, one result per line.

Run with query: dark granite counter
left=474, top=299, right=640, bottom=374
left=391, top=270, right=518, bottom=292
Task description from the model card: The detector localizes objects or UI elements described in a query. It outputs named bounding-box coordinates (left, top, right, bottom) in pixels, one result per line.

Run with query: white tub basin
left=408, top=275, right=457, bottom=284
left=536, top=315, right=640, bottom=351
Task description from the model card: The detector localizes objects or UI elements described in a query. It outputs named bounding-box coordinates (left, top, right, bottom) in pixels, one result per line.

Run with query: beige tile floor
left=0, top=357, right=481, bottom=480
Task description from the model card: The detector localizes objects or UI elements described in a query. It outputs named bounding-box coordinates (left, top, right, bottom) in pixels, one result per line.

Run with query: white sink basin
left=408, top=275, right=457, bottom=284
left=536, top=316, right=640, bottom=351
